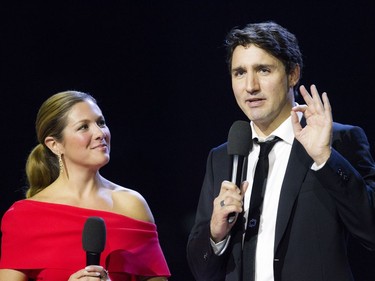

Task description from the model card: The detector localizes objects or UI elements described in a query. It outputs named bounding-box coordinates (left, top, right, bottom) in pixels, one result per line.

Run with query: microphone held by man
left=227, top=120, right=252, bottom=223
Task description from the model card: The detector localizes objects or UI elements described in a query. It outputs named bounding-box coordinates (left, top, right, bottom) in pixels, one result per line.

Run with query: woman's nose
left=94, top=125, right=106, bottom=139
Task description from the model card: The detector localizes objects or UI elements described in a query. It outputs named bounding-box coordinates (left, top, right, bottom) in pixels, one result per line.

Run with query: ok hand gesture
left=291, top=84, right=332, bottom=165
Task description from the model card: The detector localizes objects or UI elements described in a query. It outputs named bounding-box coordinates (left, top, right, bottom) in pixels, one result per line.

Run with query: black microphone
left=227, top=120, right=252, bottom=223
left=82, top=216, right=106, bottom=266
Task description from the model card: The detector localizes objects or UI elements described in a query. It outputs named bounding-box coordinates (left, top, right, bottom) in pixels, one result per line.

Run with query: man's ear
left=289, top=64, right=301, bottom=87
left=45, top=136, right=61, bottom=156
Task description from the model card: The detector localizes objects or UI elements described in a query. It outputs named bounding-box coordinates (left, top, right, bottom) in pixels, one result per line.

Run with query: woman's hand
left=68, top=266, right=110, bottom=281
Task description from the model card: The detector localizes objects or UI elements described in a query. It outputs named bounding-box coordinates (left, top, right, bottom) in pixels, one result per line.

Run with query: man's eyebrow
left=231, top=66, right=246, bottom=73
left=254, top=63, right=274, bottom=69
left=232, top=63, right=275, bottom=71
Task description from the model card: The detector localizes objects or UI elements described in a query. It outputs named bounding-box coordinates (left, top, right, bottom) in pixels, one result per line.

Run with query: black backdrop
left=1, top=1, right=375, bottom=280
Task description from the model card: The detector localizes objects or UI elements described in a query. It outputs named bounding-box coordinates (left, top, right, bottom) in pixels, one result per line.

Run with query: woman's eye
left=98, top=120, right=106, bottom=127
left=79, top=124, right=89, bottom=130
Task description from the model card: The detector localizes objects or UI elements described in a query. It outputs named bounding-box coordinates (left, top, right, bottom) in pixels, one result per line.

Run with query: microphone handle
left=228, top=155, right=245, bottom=223
left=86, top=252, right=101, bottom=266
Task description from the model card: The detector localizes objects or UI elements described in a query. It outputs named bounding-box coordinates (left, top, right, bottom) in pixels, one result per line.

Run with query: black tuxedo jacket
left=187, top=123, right=375, bottom=281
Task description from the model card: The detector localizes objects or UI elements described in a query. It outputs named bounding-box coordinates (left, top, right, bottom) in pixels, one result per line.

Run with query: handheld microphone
left=227, top=120, right=252, bottom=223
left=82, top=216, right=106, bottom=266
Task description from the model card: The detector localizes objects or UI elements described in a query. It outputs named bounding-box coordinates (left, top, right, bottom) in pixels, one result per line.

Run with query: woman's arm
left=0, top=269, right=28, bottom=281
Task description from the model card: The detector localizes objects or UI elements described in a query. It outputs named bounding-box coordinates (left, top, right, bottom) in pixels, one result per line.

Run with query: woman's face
left=59, top=99, right=111, bottom=172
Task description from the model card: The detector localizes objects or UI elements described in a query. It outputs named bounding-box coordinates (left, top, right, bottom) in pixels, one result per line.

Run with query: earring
left=58, top=153, right=64, bottom=174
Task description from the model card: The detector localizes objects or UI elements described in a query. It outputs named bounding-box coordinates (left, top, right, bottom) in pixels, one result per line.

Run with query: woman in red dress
left=0, top=91, right=170, bottom=281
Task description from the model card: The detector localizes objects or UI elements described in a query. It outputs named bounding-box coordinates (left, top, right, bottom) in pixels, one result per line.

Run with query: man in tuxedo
left=187, top=21, right=375, bottom=281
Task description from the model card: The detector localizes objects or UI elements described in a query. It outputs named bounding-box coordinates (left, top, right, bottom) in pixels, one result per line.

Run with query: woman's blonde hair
left=25, top=91, right=97, bottom=198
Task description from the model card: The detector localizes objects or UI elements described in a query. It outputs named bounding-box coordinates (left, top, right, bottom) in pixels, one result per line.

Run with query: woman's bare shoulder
left=110, top=185, right=155, bottom=223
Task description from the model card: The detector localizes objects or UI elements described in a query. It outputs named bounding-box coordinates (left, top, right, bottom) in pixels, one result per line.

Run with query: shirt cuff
left=311, top=161, right=327, bottom=171
left=210, top=235, right=231, bottom=256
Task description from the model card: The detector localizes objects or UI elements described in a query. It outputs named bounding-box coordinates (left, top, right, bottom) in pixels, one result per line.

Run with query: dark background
left=1, top=1, right=375, bottom=280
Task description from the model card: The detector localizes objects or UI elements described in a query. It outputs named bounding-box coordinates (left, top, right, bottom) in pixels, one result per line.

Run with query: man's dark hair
left=225, top=21, right=303, bottom=93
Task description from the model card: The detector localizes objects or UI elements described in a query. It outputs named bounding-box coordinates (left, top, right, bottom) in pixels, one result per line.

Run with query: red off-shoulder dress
left=0, top=200, right=171, bottom=281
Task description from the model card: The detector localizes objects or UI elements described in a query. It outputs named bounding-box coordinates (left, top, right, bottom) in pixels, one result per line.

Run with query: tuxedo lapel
left=274, top=138, right=313, bottom=251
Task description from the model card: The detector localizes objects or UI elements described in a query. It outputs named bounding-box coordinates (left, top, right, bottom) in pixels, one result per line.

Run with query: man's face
left=231, top=44, right=299, bottom=134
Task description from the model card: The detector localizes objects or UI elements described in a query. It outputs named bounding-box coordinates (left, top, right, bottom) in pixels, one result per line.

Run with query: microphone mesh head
left=82, top=216, right=106, bottom=253
left=227, top=120, right=252, bottom=156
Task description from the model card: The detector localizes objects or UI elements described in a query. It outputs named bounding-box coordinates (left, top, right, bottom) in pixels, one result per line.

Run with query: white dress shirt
left=245, top=115, right=296, bottom=281
left=211, top=112, right=326, bottom=281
